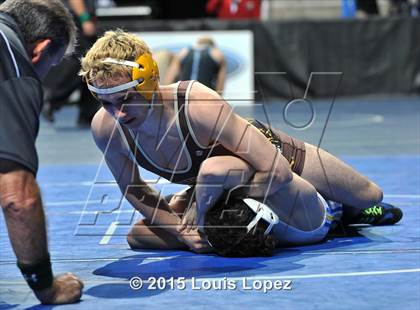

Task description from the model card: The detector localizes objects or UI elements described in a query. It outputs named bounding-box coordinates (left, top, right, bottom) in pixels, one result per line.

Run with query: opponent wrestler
left=80, top=30, right=402, bottom=254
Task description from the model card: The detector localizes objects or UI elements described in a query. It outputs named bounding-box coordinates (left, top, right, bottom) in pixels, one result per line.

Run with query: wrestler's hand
left=34, top=273, right=83, bottom=304
left=177, top=228, right=213, bottom=254
left=179, top=202, right=204, bottom=233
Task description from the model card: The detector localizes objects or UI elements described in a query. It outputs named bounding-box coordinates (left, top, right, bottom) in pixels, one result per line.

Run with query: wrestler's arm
left=178, top=83, right=293, bottom=230
left=91, top=110, right=181, bottom=236
left=188, top=83, right=293, bottom=198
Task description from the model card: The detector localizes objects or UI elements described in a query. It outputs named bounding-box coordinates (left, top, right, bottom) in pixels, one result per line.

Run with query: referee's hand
left=35, top=273, right=84, bottom=305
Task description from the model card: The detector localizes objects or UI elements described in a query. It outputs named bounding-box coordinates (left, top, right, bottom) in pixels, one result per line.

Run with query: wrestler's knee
left=126, top=233, right=140, bottom=249
left=356, top=181, right=383, bottom=206
left=199, top=158, right=225, bottom=180
left=198, top=157, right=250, bottom=187
left=127, top=219, right=148, bottom=249
left=0, top=170, right=40, bottom=215
left=366, top=181, right=383, bottom=204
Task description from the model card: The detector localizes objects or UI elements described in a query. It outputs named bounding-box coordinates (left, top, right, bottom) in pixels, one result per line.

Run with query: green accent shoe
left=353, top=202, right=403, bottom=225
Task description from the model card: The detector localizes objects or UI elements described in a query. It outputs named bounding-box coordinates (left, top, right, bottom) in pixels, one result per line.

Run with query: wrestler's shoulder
left=92, top=108, right=114, bottom=127
left=189, top=81, right=221, bottom=101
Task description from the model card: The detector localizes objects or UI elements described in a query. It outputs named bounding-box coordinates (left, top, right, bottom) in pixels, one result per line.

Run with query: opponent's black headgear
left=204, top=195, right=279, bottom=257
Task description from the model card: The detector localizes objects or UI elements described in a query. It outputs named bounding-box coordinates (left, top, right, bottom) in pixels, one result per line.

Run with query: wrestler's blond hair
left=80, top=29, right=151, bottom=85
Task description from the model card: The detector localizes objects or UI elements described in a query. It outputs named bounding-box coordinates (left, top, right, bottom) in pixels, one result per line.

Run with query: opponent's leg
left=300, top=144, right=383, bottom=216
left=300, top=144, right=402, bottom=225
left=198, top=155, right=328, bottom=233
left=198, top=155, right=333, bottom=244
left=266, top=173, right=324, bottom=231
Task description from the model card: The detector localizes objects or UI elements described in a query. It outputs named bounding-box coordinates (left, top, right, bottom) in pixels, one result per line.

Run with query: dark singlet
left=120, top=81, right=306, bottom=185
left=248, top=119, right=306, bottom=176
left=180, top=47, right=220, bottom=90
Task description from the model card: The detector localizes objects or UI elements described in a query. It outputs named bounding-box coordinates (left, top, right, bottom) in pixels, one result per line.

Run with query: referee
left=0, top=0, right=83, bottom=304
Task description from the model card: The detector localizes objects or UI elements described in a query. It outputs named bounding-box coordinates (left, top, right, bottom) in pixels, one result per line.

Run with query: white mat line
left=302, top=249, right=420, bottom=255
left=1, top=268, right=419, bottom=285
left=384, top=194, right=420, bottom=199
left=0, top=256, right=173, bottom=265
left=99, top=222, right=119, bottom=245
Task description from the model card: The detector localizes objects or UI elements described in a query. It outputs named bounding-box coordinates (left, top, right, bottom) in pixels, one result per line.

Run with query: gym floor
left=1, top=95, right=419, bottom=309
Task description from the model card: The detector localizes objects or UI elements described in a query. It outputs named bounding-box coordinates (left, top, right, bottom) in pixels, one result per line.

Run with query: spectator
left=206, top=0, right=261, bottom=20
left=164, top=37, right=226, bottom=95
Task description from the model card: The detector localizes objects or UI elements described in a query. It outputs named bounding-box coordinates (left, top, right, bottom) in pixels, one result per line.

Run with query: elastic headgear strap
left=87, top=54, right=159, bottom=100
left=87, top=79, right=140, bottom=95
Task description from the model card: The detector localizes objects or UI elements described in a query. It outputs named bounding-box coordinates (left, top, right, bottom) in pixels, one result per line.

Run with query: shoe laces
left=362, top=205, right=383, bottom=217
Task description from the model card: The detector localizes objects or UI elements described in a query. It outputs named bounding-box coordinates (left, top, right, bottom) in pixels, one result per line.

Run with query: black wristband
left=17, top=254, right=53, bottom=291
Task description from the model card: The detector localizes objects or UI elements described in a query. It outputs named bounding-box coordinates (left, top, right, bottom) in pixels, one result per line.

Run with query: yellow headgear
left=131, top=54, right=159, bottom=100
left=87, top=53, right=160, bottom=101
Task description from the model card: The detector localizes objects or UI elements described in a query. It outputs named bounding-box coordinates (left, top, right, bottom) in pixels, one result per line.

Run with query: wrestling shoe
left=351, top=202, right=403, bottom=225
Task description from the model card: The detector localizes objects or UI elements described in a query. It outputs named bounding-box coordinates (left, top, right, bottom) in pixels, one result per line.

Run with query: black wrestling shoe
left=352, top=202, right=403, bottom=226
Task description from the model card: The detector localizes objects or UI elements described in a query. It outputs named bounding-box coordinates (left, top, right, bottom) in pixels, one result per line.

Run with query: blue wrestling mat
left=0, top=96, right=419, bottom=309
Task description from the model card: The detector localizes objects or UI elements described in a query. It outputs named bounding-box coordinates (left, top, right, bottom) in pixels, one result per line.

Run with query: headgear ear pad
left=132, top=53, right=159, bottom=100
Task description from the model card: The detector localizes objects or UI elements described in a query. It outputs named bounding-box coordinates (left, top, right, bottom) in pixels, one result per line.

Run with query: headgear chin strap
left=243, top=198, right=279, bottom=235
left=87, top=53, right=159, bottom=100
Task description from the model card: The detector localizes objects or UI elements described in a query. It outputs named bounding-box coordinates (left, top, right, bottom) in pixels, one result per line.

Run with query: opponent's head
left=0, top=0, right=76, bottom=79
left=204, top=195, right=278, bottom=257
left=80, top=30, right=159, bottom=102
